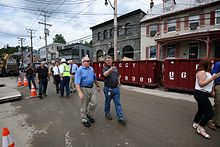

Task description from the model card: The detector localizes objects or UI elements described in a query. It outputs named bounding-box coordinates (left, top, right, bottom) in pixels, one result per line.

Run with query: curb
left=0, top=94, right=22, bottom=103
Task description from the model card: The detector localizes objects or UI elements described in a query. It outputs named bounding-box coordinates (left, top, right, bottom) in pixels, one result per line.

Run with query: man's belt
left=81, top=85, right=93, bottom=88
left=105, top=85, right=118, bottom=89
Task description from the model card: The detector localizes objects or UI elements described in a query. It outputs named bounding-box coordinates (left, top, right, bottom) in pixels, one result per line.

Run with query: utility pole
left=26, top=29, right=36, bottom=63
left=17, top=37, right=25, bottom=65
left=105, top=0, right=117, bottom=61
left=38, top=10, right=52, bottom=62
left=114, top=0, right=117, bottom=61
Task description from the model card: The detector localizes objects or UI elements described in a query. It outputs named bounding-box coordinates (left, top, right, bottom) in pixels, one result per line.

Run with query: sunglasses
left=83, top=60, right=90, bottom=63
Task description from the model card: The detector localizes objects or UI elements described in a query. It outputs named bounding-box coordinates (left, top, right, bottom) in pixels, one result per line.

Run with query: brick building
left=90, top=9, right=146, bottom=61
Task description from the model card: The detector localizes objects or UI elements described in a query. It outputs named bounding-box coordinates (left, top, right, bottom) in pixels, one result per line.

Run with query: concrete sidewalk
left=0, top=77, right=21, bottom=102
left=120, top=84, right=215, bottom=104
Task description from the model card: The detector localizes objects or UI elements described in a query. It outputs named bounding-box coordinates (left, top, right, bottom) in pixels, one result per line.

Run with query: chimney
left=150, top=0, right=154, bottom=9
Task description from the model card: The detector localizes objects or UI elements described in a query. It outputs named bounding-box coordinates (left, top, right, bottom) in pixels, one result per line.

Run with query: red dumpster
left=138, top=60, right=162, bottom=87
left=163, top=59, right=200, bottom=91
left=92, top=62, right=99, bottom=79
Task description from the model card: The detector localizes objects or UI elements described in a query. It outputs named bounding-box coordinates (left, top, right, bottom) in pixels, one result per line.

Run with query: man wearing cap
left=103, top=55, right=126, bottom=125
left=75, top=56, right=100, bottom=128
left=36, top=61, right=50, bottom=99
left=59, top=58, right=71, bottom=97
left=69, top=60, right=78, bottom=93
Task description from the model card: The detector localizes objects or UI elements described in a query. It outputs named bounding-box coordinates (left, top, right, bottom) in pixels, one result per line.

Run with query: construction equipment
left=0, top=53, right=19, bottom=76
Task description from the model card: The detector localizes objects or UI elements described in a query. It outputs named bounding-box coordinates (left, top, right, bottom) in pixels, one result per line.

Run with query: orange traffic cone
left=17, top=76, right=23, bottom=87
left=2, top=128, right=15, bottom=147
left=23, top=76, right=28, bottom=87
left=30, top=83, right=37, bottom=97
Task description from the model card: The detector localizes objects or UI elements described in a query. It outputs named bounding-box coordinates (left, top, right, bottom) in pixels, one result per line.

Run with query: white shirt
left=59, top=64, right=65, bottom=74
left=53, top=66, right=60, bottom=75
left=195, top=72, right=214, bottom=93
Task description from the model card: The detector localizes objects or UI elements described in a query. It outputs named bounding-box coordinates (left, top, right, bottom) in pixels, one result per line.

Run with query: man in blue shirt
left=75, top=56, right=100, bottom=128
left=211, top=61, right=220, bottom=128
left=69, top=60, right=78, bottom=93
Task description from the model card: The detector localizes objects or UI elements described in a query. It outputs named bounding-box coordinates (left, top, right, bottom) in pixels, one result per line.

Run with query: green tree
left=79, top=40, right=92, bottom=47
left=0, top=45, right=19, bottom=57
left=53, top=34, right=66, bottom=44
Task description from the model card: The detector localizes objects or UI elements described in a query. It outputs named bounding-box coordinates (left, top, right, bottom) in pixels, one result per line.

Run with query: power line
left=50, top=0, right=97, bottom=34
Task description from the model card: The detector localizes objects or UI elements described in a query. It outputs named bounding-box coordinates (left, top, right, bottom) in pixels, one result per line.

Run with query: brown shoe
left=215, top=124, right=220, bottom=128
left=207, top=121, right=217, bottom=130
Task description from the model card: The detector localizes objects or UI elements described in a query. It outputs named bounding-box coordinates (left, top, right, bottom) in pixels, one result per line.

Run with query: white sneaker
left=193, top=122, right=199, bottom=129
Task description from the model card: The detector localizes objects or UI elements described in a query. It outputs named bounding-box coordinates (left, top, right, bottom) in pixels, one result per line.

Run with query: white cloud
left=0, top=0, right=161, bottom=49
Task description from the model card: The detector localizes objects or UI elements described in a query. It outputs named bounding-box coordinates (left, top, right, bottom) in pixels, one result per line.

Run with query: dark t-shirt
left=36, top=66, right=48, bottom=80
left=102, top=66, right=119, bottom=88
left=26, top=66, right=35, bottom=76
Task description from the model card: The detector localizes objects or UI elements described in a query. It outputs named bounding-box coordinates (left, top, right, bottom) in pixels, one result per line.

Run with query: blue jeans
left=103, top=86, right=124, bottom=120
left=39, top=79, right=48, bottom=96
left=60, top=76, right=70, bottom=96
left=27, top=74, right=36, bottom=90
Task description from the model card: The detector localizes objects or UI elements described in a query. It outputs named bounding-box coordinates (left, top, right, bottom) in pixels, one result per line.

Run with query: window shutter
left=200, top=14, right=205, bottom=27
left=210, top=11, right=215, bottom=25
left=184, top=16, right=189, bottom=29
left=146, top=47, right=149, bottom=59
left=176, top=18, right=180, bottom=31
left=146, top=25, right=149, bottom=36
left=164, top=20, right=167, bottom=33
left=157, top=23, right=160, bottom=33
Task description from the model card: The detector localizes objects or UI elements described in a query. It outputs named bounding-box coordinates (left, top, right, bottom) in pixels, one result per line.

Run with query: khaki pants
left=80, top=87, right=97, bottom=122
left=69, top=74, right=75, bottom=91
left=213, top=85, right=220, bottom=124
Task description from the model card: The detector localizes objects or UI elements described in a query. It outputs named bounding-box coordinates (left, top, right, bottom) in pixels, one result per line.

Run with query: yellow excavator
left=0, top=53, right=19, bottom=76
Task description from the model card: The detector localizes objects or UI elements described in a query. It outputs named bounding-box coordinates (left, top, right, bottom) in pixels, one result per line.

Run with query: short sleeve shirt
left=211, top=61, right=220, bottom=85
left=75, top=66, right=97, bottom=87
left=102, top=66, right=119, bottom=88
left=36, top=66, right=48, bottom=80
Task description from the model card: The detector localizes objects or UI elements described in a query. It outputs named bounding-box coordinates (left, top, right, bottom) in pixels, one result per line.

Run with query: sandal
left=197, top=126, right=211, bottom=139
left=192, top=122, right=199, bottom=129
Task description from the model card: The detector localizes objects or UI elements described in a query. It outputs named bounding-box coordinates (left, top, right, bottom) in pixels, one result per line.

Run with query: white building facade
left=141, top=0, right=220, bottom=60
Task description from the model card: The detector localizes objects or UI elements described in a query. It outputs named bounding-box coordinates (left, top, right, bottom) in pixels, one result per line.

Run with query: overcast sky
left=0, top=0, right=161, bottom=49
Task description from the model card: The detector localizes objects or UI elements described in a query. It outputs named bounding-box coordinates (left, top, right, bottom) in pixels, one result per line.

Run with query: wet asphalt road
left=11, top=78, right=220, bottom=147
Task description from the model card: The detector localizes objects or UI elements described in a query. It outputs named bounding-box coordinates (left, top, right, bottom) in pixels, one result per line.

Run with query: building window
left=168, top=19, right=176, bottom=32
left=149, top=25, right=157, bottom=37
left=167, top=44, right=176, bottom=58
left=164, top=0, right=172, bottom=12
left=110, top=28, right=113, bottom=38
left=189, top=15, right=199, bottom=30
left=103, top=30, right=108, bottom=39
left=216, top=9, right=220, bottom=24
left=150, top=46, right=156, bottom=59
left=98, top=32, right=102, bottom=40
left=86, top=50, right=90, bottom=57
left=81, top=50, right=85, bottom=57
left=125, top=23, right=132, bottom=34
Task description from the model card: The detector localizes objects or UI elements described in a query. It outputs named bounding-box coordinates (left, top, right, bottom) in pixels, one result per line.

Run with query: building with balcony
left=90, top=9, right=146, bottom=61
left=141, top=0, right=220, bottom=60
left=58, top=43, right=92, bottom=63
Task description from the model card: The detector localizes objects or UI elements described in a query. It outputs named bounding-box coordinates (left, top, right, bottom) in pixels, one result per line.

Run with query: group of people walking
left=193, top=59, right=220, bottom=139
left=25, top=55, right=126, bottom=128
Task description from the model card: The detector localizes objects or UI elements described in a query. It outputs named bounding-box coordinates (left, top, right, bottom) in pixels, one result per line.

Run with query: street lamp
left=104, top=0, right=118, bottom=61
